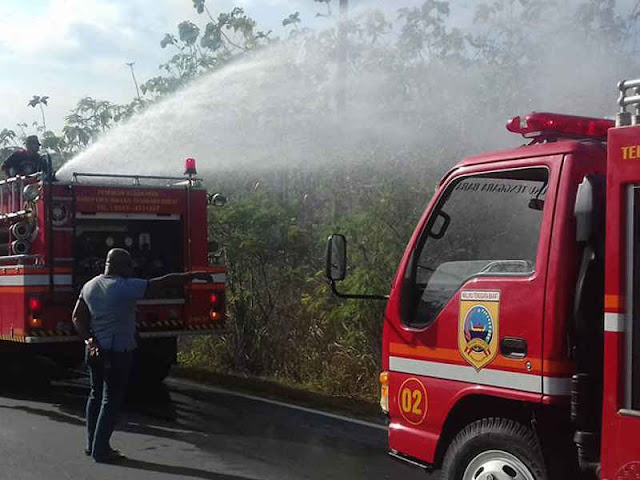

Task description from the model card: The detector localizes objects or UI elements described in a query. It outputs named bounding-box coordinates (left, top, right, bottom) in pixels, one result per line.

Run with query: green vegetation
left=3, top=0, right=640, bottom=401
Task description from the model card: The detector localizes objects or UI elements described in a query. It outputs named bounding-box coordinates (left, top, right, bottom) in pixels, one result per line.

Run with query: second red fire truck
left=0, top=158, right=225, bottom=383
left=327, top=79, right=640, bottom=478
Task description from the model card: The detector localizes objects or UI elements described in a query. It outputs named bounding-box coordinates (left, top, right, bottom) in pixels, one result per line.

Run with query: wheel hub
left=463, top=450, right=536, bottom=480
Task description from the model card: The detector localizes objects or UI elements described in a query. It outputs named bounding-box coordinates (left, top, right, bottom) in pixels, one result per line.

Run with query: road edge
left=169, top=367, right=386, bottom=427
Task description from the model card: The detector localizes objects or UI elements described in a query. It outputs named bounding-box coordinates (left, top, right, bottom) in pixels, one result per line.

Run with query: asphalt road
left=0, top=370, right=431, bottom=480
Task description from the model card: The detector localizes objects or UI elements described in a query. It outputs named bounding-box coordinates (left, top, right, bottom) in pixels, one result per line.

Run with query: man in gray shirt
left=72, top=248, right=212, bottom=463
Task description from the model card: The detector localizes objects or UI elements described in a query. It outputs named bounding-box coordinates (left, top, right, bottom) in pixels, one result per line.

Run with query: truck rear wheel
left=440, top=417, right=547, bottom=480
left=129, top=359, right=172, bottom=387
left=128, top=337, right=177, bottom=387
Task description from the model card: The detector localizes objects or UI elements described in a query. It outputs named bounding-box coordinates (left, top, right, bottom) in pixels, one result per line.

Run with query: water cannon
left=184, top=157, right=197, bottom=176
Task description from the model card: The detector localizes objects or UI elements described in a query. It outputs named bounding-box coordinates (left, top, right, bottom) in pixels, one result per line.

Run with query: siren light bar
left=506, top=112, right=614, bottom=141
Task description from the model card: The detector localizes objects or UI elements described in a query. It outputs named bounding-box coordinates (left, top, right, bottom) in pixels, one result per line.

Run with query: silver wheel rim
left=462, top=450, right=537, bottom=480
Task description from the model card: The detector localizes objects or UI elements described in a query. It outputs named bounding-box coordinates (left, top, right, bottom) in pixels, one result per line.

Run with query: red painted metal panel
left=601, top=125, right=640, bottom=478
left=542, top=146, right=606, bottom=380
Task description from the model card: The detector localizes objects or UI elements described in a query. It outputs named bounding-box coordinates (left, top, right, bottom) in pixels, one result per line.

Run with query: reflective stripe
left=76, top=213, right=179, bottom=221
left=193, top=273, right=227, bottom=283
left=139, top=328, right=223, bottom=338
left=542, top=376, right=572, bottom=396
left=389, top=356, right=571, bottom=396
left=24, top=326, right=224, bottom=342
left=605, top=294, right=622, bottom=311
left=25, top=335, right=79, bottom=344
left=604, top=312, right=626, bottom=332
left=139, top=331, right=181, bottom=338
left=210, top=273, right=226, bottom=283
left=0, top=274, right=72, bottom=286
left=137, top=299, right=185, bottom=305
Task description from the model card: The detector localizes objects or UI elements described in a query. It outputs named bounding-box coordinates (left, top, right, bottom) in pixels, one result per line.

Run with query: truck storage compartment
left=73, top=218, right=183, bottom=294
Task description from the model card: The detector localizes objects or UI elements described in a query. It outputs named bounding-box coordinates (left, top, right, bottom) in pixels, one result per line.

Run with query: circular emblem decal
left=51, top=204, right=69, bottom=226
left=397, top=377, right=428, bottom=426
left=616, top=462, right=640, bottom=480
left=463, top=305, right=494, bottom=355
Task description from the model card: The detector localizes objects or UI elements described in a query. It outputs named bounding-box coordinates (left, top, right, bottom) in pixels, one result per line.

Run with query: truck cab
left=327, top=84, right=640, bottom=478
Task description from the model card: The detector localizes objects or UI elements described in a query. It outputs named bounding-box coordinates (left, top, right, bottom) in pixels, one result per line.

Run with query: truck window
left=408, top=168, right=548, bottom=327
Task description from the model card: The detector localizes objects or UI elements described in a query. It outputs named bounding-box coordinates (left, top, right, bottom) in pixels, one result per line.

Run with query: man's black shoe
left=93, top=449, right=126, bottom=463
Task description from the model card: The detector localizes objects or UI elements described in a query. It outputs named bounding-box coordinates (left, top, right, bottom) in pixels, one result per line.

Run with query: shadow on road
left=114, top=458, right=253, bottom=480
left=0, top=370, right=429, bottom=480
left=0, top=404, right=84, bottom=426
left=0, top=366, right=178, bottom=421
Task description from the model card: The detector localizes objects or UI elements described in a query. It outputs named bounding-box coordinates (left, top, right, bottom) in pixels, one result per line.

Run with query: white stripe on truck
left=0, top=275, right=72, bottom=286
left=389, top=356, right=571, bottom=396
left=604, top=312, right=625, bottom=332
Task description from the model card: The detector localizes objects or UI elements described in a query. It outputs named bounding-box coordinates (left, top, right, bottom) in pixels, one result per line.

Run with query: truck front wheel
left=441, top=417, right=547, bottom=480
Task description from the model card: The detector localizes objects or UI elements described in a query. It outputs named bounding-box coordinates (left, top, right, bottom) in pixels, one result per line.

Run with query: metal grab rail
left=0, top=173, right=41, bottom=216
left=617, top=79, right=640, bottom=126
left=72, top=172, right=201, bottom=187
left=0, top=254, right=44, bottom=266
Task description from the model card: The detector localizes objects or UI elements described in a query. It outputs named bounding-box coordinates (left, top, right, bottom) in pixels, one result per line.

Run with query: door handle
left=500, top=337, right=527, bottom=359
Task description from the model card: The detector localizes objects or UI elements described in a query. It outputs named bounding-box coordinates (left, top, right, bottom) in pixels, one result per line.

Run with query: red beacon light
left=506, top=112, right=614, bottom=142
left=184, top=157, right=197, bottom=176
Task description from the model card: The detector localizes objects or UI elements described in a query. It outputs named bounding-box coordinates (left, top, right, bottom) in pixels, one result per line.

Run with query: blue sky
left=0, top=0, right=465, bottom=134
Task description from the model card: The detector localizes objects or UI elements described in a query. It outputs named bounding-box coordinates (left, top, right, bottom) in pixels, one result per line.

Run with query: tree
left=0, top=128, right=18, bottom=164
left=141, top=4, right=272, bottom=99
left=398, top=1, right=465, bottom=61
left=27, top=95, right=49, bottom=132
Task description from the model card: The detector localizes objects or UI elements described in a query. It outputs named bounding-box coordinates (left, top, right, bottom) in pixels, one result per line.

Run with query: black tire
left=440, top=417, right=547, bottom=480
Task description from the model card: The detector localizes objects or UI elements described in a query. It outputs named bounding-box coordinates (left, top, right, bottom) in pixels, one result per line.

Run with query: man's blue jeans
left=86, top=350, right=133, bottom=460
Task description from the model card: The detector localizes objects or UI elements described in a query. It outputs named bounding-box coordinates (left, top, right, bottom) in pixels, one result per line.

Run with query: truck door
left=601, top=126, right=640, bottom=478
left=387, top=161, right=560, bottom=462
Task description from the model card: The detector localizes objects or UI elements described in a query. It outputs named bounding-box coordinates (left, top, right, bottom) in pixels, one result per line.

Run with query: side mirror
left=575, top=177, right=594, bottom=242
left=325, top=234, right=347, bottom=281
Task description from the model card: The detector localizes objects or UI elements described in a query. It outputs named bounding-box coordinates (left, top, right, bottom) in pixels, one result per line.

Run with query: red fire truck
left=0, top=158, right=225, bottom=383
left=326, top=80, right=640, bottom=479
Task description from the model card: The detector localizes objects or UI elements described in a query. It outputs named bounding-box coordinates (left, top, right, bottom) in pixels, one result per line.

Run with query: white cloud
left=0, top=0, right=196, bottom=131
left=0, top=0, right=121, bottom=55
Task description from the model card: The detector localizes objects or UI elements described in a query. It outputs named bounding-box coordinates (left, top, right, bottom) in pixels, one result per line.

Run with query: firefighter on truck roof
left=1, top=135, right=47, bottom=178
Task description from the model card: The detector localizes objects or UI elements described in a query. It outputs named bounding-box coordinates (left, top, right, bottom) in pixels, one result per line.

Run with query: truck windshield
left=409, top=167, right=548, bottom=327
